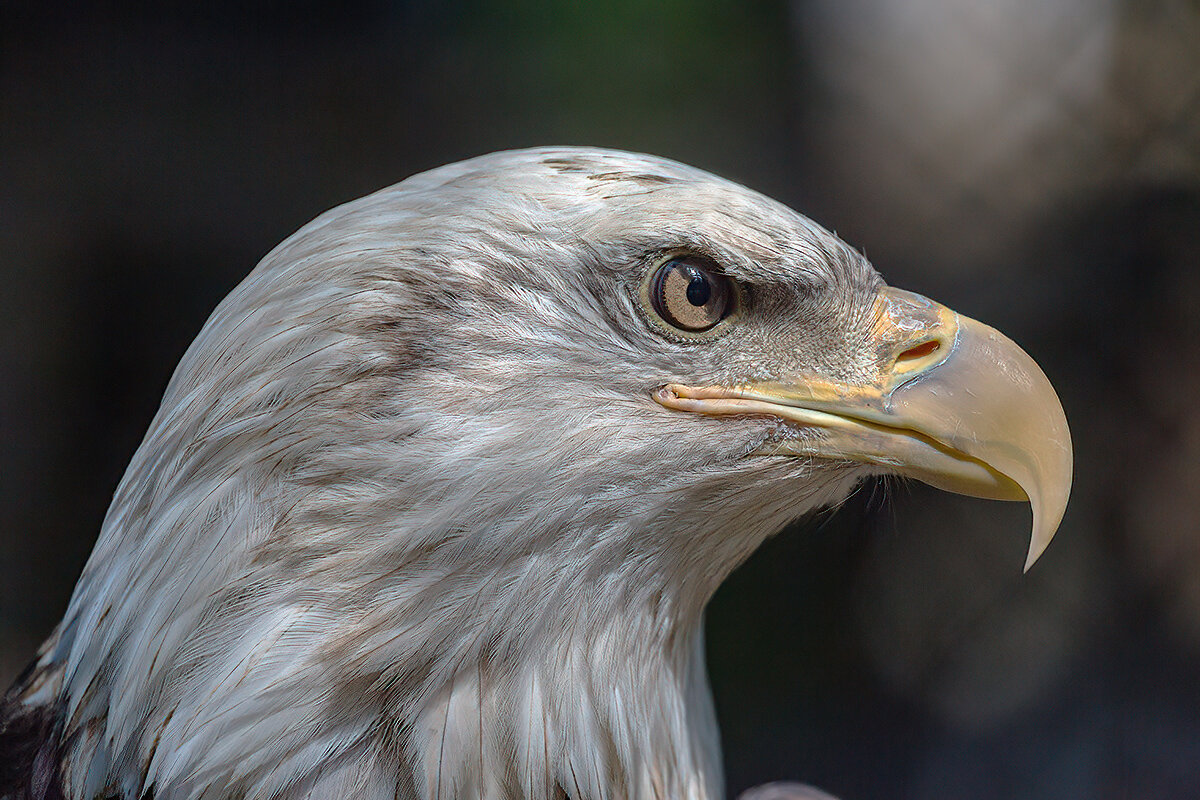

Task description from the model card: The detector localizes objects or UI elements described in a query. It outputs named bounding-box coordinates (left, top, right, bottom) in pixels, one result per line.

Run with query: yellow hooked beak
left=654, top=287, right=1073, bottom=571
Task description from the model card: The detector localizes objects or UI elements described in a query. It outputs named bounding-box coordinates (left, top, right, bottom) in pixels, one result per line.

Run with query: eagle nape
left=0, top=147, right=1072, bottom=800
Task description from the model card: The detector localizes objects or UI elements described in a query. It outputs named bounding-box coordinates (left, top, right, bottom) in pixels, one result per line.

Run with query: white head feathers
left=39, top=148, right=882, bottom=800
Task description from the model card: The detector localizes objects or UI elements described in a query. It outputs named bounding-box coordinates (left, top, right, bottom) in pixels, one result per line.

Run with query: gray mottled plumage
left=0, top=148, right=980, bottom=800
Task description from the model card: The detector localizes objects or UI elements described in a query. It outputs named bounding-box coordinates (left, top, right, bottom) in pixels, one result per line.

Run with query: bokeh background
left=2, top=2, right=1199, bottom=797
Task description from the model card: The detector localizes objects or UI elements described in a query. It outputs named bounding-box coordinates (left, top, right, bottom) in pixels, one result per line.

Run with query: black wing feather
left=0, top=661, right=66, bottom=800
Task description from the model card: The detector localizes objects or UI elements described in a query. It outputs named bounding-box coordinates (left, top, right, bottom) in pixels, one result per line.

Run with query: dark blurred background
left=2, top=1, right=1198, bottom=797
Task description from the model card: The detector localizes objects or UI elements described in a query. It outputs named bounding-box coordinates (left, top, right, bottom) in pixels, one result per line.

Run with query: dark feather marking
left=586, top=171, right=677, bottom=185
left=539, top=158, right=591, bottom=173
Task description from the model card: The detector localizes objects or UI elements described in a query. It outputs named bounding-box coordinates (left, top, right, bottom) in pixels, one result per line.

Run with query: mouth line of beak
left=653, top=383, right=1026, bottom=501
left=654, top=382, right=930, bottom=449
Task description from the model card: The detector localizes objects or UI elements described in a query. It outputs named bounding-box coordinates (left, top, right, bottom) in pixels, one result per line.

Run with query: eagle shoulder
left=0, top=659, right=67, bottom=800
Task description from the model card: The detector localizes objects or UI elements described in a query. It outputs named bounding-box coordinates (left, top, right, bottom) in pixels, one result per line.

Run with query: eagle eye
left=648, top=256, right=734, bottom=333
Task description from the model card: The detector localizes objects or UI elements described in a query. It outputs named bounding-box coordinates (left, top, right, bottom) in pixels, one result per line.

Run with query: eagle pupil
left=686, top=274, right=711, bottom=306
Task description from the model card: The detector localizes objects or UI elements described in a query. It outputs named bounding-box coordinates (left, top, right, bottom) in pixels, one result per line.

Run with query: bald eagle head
left=14, top=148, right=1070, bottom=800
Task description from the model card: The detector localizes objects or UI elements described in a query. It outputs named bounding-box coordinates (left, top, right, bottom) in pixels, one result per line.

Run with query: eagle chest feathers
left=0, top=148, right=1071, bottom=800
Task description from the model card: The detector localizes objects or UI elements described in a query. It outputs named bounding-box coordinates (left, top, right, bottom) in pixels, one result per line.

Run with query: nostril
left=898, top=340, right=940, bottom=362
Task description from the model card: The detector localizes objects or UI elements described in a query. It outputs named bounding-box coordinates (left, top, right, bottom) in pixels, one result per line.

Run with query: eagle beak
left=654, top=287, right=1073, bottom=571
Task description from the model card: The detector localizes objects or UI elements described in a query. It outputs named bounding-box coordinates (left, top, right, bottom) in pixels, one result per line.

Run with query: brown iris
left=649, top=257, right=734, bottom=332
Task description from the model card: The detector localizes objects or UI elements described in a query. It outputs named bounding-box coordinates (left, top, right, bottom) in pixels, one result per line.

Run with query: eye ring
left=644, top=254, right=736, bottom=335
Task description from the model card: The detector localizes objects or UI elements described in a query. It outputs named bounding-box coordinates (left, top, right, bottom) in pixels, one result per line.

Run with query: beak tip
left=1022, top=488, right=1070, bottom=572
left=1022, top=544, right=1043, bottom=574
left=1023, top=527, right=1053, bottom=572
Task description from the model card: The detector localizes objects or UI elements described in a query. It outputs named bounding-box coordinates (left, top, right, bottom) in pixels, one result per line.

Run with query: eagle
left=0, top=148, right=1071, bottom=800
